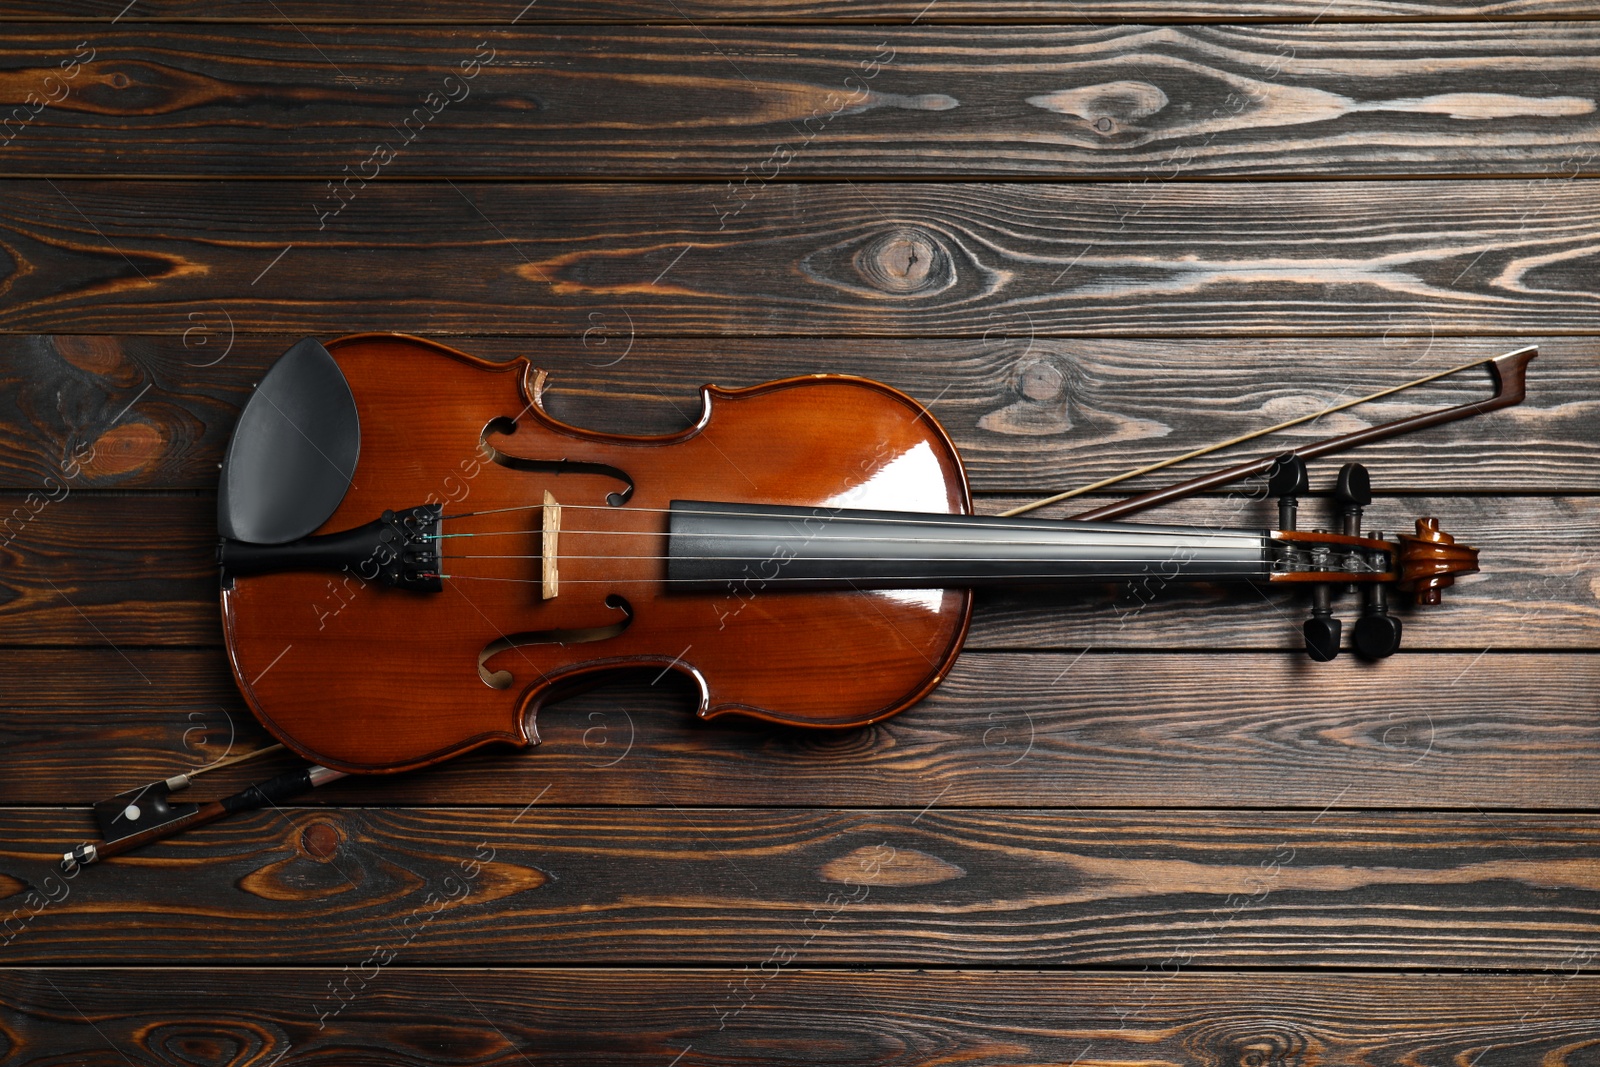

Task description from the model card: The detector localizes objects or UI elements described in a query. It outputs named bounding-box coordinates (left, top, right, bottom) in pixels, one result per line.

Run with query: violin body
left=222, top=333, right=974, bottom=773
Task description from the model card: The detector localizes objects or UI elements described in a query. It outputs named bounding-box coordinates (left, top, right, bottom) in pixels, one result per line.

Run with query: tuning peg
left=1333, top=462, right=1371, bottom=537
left=1267, top=452, right=1309, bottom=531
left=1303, top=582, right=1341, bottom=662
left=1353, top=611, right=1402, bottom=660
left=1305, top=615, right=1342, bottom=662
left=1352, top=581, right=1403, bottom=659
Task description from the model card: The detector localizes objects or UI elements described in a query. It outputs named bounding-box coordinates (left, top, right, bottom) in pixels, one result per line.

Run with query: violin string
left=435, top=531, right=1330, bottom=562
left=428, top=520, right=1273, bottom=543
left=427, top=528, right=1271, bottom=549
left=435, top=571, right=1299, bottom=585
left=432, top=531, right=1390, bottom=579
left=435, top=501, right=1272, bottom=536
left=438, top=552, right=1309, bottom=564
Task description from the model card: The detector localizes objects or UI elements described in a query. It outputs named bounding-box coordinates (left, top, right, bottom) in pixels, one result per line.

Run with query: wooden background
left=2, top=2, right=1598, bottom=1063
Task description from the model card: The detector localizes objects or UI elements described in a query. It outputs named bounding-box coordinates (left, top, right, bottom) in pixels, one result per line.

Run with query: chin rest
left=217, top=337, right=360, bottom=544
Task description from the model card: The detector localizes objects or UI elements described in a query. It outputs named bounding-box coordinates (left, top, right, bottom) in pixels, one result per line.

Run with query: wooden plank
left=3, top=180, right=1600, bottom=336
left=0, top=493, right=218, bottom=646
left=2, top=806, right=1596, bottom=966
left=1, top=649, right=1594, bottom=810
left=2, top=969, right=1597, bottom=1067
left=3, top=2, right=1599, bottom=22
left=1, top=492, right=1592, bottom=648
left=1, top=334, right=1590, bottom=494
left=0, top=0, right=1585, bottom=1039
left=2, top=25, right=1598, bottom=178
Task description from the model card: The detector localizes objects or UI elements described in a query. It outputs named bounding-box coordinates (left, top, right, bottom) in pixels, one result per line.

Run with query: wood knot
left=300, top=820, right=344, bottom=860
left=854, top=227, right=948, bottom=295
left=144, top=1021, right=275, bottom=1067
left=80, top=421, right=163, bottom=479
left=1185, top=1020, right=1313, bottom=1067
left=978, top=352, right=1078, bottom=436
left=1027, top=80, right=1170, bottom=131
left=53, top=335, right=126, bottom=375
left=819, top=845, right=965, bottom=887
left=1019, top=358, right=1067, bottom=401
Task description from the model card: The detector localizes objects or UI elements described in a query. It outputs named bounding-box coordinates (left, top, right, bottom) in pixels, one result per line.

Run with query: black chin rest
left=217, top=337, right=360, bottom=544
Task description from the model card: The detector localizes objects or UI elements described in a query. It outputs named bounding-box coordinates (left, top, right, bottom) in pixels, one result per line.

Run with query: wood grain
left=0, top=1, right=1593, bottom=1041
left=4, top=180, right=1599, bottom=336
left=1, top=648, right=1595, bottom=810
left=2, top=1, right=1598, bottom=21
left=2, top=25, right=1598, bottom=178
left=3, top=492, right=1593, bottom=649
left=0, top=334, right=244, bottom=491
left=3, top=806, right=1598, bottom=967
left=2, top=969, right=1597, bottom=1067
left=0, top=493, right=218, bottom=646
left=1, top=334, right=1590, bottom=494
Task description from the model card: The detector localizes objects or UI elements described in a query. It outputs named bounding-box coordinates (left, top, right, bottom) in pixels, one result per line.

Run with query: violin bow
left=1000, top=345, right=1537, bottom=521
left=61, top=745, right=346, bottom=870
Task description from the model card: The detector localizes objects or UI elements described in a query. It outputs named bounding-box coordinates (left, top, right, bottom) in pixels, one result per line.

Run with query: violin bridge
left=542, top=490, right=560, bottom=599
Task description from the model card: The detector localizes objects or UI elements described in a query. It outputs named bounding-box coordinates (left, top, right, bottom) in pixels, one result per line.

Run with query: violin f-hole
left=476, top=594, right=633, bottom=689
left=479, top=416, right=635, bottom=506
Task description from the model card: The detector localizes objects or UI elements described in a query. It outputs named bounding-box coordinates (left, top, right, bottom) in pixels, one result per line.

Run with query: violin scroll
left=1397, top=517, right=1480, bottom=606
left=1270, top=462, right=1478, bottom=660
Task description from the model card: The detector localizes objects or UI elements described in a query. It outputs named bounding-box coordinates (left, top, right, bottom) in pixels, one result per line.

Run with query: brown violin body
left=222, top=333, right=973, bottom=773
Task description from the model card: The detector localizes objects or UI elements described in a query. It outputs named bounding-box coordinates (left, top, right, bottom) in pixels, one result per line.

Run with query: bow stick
left=1001, top=346, right=1536, bottom=520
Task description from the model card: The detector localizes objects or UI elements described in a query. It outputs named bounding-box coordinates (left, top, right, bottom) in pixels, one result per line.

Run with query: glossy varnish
left=221, top=333, right=973, bottom=773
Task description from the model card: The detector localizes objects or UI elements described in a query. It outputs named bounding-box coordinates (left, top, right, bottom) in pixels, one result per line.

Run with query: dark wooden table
left=2, top=3, right=1597, bottom=1063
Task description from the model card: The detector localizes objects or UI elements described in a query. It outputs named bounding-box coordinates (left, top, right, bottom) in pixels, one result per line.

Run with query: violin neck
left=667, top=501, right=1270, bottom=590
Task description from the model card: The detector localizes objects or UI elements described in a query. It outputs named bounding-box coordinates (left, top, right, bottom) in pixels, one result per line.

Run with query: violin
left=61, top=333, right=1534, bottom=868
